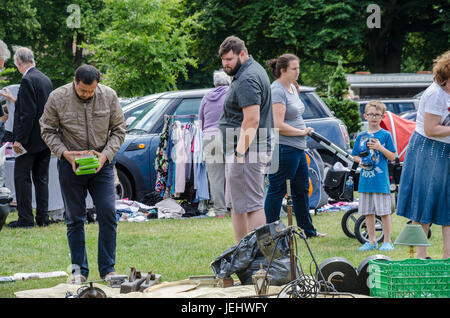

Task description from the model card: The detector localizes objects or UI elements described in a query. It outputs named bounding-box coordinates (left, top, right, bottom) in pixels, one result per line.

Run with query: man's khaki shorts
left=225, top=152, right=271, bottom=214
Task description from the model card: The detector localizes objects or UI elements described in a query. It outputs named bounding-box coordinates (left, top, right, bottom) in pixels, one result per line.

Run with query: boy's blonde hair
left=365, top=100, right=387, bottom=114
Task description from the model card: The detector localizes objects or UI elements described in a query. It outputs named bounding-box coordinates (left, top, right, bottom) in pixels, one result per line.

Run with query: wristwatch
left=235, top=150, right=245, bottom=159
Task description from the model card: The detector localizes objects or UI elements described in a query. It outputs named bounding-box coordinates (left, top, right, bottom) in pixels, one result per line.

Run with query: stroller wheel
left=341, top=208, right=359, bottom=238
left=354, top=215, right=384, bottom=244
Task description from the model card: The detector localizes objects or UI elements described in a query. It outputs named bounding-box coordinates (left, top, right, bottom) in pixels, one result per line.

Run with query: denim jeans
left=264, top=144, right=317, bottom=237
left=58, top=159, right=117, bottom=279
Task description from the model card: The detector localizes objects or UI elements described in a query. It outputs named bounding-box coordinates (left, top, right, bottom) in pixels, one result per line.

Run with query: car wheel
left=116, top=168, right=133, bottom=200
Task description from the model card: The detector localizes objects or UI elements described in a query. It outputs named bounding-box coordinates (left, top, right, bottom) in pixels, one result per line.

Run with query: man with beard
left=218, top=36, right=273, bottom=242
left=40, top=65, right=126, bottom=283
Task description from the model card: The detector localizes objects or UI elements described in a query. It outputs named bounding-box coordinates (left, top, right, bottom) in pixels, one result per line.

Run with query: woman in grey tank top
left=264, top=53, right=326, bottom=238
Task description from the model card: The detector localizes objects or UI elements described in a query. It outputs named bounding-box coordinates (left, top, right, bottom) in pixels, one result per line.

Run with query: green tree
left=0, top=0, right=40, bottom=47
left=323, top=59, right=361, bottom=135
left=32, top=0, right=105, bottom=87
left=0, top=0, right=104, bottom=87
left=87, top=0, right=200, bottom=97
left=0, top=0, right=40, bottom=83
left=183, top=0, right=450, bottom=89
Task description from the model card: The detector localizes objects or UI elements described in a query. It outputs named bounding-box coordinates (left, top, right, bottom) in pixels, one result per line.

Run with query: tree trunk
left=367, top=14, right=406, bottom=73
left=384, top=25, right=404, bottom=73
left=75, top=32, right=84, bottom=67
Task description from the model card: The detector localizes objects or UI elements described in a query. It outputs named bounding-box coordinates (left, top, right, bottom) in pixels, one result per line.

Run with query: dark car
left=115, top=86, right=351, bottom=200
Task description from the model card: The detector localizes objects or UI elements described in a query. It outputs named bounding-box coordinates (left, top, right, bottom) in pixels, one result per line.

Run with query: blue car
left=115, top=87, right=350, bottom=200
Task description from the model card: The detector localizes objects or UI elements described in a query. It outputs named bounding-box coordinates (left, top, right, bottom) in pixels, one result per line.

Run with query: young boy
left=352, top=101, right=396, bottom=251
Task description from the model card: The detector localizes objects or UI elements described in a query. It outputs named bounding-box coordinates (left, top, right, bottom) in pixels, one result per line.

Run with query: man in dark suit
left=7, top=47, right=53, bottom=228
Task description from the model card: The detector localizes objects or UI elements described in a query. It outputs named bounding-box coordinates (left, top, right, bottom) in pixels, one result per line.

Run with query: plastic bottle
left=342, top=175, right=354, bottom=201
left=345, top=175, right=354, bottom=190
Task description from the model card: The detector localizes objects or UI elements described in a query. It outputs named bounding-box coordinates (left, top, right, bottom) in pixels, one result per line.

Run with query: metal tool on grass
left=286, top=179, right=296, bottom=282
left=120, top=267, right=161, bottom=293
left=65, top=282, right=107, bottom=298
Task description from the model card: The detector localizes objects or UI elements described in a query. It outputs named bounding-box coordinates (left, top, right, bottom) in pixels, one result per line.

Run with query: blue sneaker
left=358, top=242, right=378, bottom=251
left=379, top=242, right=395, bottom=251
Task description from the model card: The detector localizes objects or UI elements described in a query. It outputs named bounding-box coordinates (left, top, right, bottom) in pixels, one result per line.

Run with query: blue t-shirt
left=352, top=129, right=396, bottom=194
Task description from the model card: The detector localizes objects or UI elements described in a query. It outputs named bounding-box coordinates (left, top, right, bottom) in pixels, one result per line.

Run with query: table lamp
left=394, top=224, right=431, bottom=258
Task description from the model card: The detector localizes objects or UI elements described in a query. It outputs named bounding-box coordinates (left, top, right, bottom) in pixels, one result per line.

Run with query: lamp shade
left=394, top=224, right=431, bottom=246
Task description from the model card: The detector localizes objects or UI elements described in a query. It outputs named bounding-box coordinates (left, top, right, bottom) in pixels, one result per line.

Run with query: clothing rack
left=161, top=114, right=198, bottom=135
left=156, top=113, right=209, bottom=202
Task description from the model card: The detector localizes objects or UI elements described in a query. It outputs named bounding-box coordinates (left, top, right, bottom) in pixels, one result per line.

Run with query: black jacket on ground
left=14, top=67, right=53, bottom=154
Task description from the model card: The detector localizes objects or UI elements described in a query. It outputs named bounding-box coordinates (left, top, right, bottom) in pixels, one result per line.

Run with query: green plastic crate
left=368, top=258, right=450, bottom=298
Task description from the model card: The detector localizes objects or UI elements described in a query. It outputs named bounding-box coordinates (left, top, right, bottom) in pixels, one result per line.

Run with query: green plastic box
left=75, top=155, right=98, bottom=165
left=78, top=162, right=100, bottom=170
left=75, top=168, right=97, bottom=176
left=369, top=258, right=450, bottom=298
left=74, top=154, right=99, bottom=175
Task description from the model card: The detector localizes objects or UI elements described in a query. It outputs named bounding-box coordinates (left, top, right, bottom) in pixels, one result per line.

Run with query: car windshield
left=387, top=102, right=415, bottom=113
left=300, top=92, right=330, bottom=119
left=126, top=98, right=172, bottom=134
left=122, top=93, right=163, bottom=112
left=119, top=97, right=139, bottom=107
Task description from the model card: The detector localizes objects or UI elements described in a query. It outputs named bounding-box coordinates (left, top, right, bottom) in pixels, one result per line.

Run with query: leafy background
left=1, top=0, right=449, bottom=133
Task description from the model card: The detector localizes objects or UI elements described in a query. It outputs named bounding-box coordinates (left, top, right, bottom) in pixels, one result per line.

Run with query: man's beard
left=224, top=58, right=242, bottom=76
left=73, top=83, right=94, bottom=103
left=77, top=94, right=93, bottom=103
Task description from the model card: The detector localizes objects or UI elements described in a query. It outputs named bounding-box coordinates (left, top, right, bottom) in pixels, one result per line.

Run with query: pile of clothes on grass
left=115, top=191, right=208, bottom=222
left=316, top=201, right=358, bottom=214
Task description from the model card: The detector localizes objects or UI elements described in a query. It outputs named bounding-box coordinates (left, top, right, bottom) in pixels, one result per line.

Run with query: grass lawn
left=0, top=209, right=444, bottom=298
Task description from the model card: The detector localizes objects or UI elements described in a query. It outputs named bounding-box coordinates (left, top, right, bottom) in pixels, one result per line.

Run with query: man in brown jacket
left=40, top=65, right=126, bottom=283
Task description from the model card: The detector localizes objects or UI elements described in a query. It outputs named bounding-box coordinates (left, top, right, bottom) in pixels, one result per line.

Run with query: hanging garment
left=193, top=125, right=210, bottom=201
left=166, top=127, right=174, bottom=189
left=154, top=118, right=170, bottom=193
left=183, top=123, right=195, bottom=182
left=173, top=121, right=188, bottom=194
